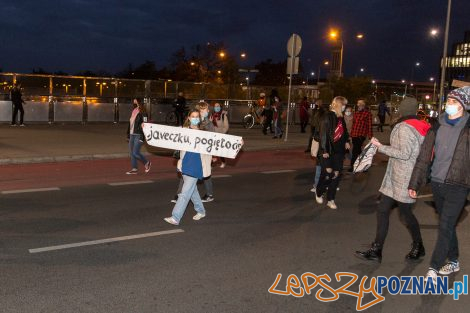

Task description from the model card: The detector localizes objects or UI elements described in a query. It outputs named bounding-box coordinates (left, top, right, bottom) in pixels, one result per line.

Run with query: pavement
left=0, top=122, right=392, bottom=165
left=1, top=157, right=469, bottom=313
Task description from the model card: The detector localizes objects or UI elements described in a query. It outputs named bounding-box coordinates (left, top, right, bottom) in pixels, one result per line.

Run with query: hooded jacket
left=378, top=116, right=430, bottom=203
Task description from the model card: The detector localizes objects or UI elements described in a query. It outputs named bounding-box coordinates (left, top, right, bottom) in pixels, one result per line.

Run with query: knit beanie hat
left=448, top=86, right=470, bottom=110
left=399, top=97, right=418, bottom=116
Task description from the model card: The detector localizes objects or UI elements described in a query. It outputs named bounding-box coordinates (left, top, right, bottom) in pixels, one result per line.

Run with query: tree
left=321, top=76, right=374, bottom=104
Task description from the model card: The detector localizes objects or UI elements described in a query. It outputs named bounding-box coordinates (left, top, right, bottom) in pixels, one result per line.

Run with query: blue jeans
left=314, top=165, right=321, bottom=186
left=274, top=119, right=283, bottom=137
left=172, top=175, right=206, bottom=223
left=129, top=134, right=148, bottom=169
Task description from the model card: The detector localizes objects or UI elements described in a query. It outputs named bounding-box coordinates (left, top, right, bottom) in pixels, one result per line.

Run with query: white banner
left=142, top=123, right=243, bottom=159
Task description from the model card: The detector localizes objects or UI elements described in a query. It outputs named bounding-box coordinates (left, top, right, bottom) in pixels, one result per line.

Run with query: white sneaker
left=315, top=194, right=323, bottom=204
left=310, top=186, right=316, bottom=193
left=220, top=163, right=226, bottom=168
left=164, top=217, right=179, bottom=225
left=438, top=261, right=460, bottom=275
left=193, top=212, right=206, bottom=220
left=126, top=168, right=138, bottom=175
left=327, top=200, right=337, bottom=209
left=425, top=268, right=438, bottom=286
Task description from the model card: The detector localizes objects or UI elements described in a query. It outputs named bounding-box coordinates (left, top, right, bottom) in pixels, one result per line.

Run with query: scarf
left=212, top=112, right=222, bottom=127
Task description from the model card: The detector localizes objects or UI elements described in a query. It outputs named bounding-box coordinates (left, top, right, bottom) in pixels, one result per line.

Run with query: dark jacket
left=319, top=111, right=349, bottom=156
left=408, top=113, right=470, bottom=190
left=127, top=112, right=148, bottom=138
left=173, top=96, right=187, bottom=112
left=10, top=87, right=24, bottom=106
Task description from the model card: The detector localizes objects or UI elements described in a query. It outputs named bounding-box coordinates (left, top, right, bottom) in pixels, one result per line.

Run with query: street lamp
left=240, top=52, right=246, bottom=59
left=328, top=29, right=344, bottom=77
left=430, top=28, right=439, bottom=37
left=438, top=0, right=452, bottom=112
left=219, top=51, right=226, bottom=58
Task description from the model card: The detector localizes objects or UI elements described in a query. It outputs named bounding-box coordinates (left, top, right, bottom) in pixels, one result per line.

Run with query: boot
left=405, top=241, right=425, bottom=260
left=355, top=242, right=382, bottom=263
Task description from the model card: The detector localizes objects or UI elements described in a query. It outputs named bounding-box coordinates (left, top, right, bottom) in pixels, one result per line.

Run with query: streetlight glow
left=360, top=68, right=365, bottom=72
left=324, top=60, right=329, bottom=65
left=430, top=77, right=435, bottom=81
left=240, top=53, right=246, bottom=58
left=356, top=33, right=364, bottom=39
left=219, top=51, right=226, bottom=58
left=329, top=29, right=339, bottom=40
left=430, top=29, right=438, bottom=36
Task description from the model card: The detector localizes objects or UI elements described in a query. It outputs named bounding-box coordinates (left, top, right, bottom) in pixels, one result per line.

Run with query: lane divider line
left=1, top=187, right=61, bottom=195
left=108, top=180, right=154, bottom=186
left=260, top=170, right=297, bottom=174
left=212, top=175, right=232, bottom=178
left=29, top=229, right=184, bottom=254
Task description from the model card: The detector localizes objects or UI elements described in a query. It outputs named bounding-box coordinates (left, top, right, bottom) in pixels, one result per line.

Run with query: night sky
left=1, top=0, right=469, bottom=81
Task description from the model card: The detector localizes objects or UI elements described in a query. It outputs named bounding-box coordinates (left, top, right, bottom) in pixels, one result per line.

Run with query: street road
left=1, top=151, right=469, bottom=312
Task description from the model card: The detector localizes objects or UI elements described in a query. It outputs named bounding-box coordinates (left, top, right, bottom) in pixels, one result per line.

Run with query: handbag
left=310, top=138, right=319, bottom=157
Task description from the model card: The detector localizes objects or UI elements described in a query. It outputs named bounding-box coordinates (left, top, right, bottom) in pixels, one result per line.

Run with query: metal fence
left=1, top=73, right=318, bottom=124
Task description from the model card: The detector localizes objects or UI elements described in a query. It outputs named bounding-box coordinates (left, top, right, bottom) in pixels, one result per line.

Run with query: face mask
left=201, top=111, right=209, bottom=118
left=190, top=118, right=200, bottom=126
left=445, top=104, right=460, bottom=116
left=345, top=111, right=352, bottom=116
left=214, top=107, right=221, bottom=113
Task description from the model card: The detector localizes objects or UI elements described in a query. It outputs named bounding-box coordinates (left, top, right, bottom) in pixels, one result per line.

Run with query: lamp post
left=438, top=0, right=452, bottom=113
left=430, top=77, right=437, bottom=103
left=328, top=30, right=363, bottom=77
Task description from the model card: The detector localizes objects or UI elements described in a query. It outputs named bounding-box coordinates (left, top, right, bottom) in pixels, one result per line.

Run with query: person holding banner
left=197, top=102, right=215, bottom=202
left=164, top=109, right=212, bottom=226
left=212, top=102, right=230, bottom=168
left=126, top=99, right=151, bottom=175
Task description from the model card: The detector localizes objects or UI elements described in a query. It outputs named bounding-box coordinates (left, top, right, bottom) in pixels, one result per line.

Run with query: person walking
left=212, top=102, right=229, bottom=168
left=315, top=96, right=350, bottom=209
left=349, top=99, right=373, bottom=172
left=343, top=104, right=354, bottom=167
left=10, top=82, right=26, bottom=126
left=174, top=92, right=187, bottom=126
left=408, top=86, right=470, bottom=286
left=355, top=97, right=430, bottom=263
left=299, top=96, right=310, bottom=133
left=262, top=91, right=275, bottom=135
left=272, top=97, right=284, bottom=139
left=377, top=100, right=390, bottom=132
left=164, top=109, right=211, bottom=225
left=310, top=101, right=329, bottom=193
left=126, top=99, right=151, bottom=174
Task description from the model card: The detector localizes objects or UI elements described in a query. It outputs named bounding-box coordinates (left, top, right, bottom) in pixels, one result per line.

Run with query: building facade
left=445, top=31, right=470, bottom=84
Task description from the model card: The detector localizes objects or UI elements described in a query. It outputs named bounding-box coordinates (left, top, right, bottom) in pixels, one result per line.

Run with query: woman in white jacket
left=164, top=109, right=212, bottom=225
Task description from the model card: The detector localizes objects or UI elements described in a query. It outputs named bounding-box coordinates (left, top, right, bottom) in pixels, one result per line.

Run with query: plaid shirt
left=351, top=110, right=373, bottom=138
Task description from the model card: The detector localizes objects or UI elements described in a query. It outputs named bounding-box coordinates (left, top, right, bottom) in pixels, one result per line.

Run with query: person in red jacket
left=349, top=99, right=373, bottom=172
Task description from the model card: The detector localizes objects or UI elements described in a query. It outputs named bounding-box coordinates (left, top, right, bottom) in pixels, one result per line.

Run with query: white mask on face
left=345, top=111, right=352, bottom=116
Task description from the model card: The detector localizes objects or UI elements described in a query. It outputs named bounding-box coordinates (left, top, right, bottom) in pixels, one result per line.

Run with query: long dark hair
left=133, top=98, right=147, bottom=114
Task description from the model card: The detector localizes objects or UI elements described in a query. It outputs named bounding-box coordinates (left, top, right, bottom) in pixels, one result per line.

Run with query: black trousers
left=430, top=182, right=469, bottom=269
left=175, top=110, right=185, bottom=126
left=316, top=153, right=344, bottom=201
left=12, top=103, right=24, bottom=125
left=300, top=120, right=308, bottom=133
left=262, top=112, right=273, bottom=133
left=378, top=115, right=386, bottom=132
left=374, top=194, right=422, bottom=246
left=351, top=136, right=366, bottom=168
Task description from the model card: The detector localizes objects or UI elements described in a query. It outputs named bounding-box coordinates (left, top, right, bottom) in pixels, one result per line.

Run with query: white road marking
left=212, top=175, right=232, bottom=178
left=260, top=170, right=297, bottom=174
left=108, top=180, right=154, bottom=186
left=417, top=194, right=433, bottom=199
left=29, top=229, right=184, bottom=254
left=1, top=187, right=60, bottom=195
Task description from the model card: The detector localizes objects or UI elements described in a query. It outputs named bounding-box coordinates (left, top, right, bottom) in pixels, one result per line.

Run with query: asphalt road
left=1, top=160, right=469, bottom=313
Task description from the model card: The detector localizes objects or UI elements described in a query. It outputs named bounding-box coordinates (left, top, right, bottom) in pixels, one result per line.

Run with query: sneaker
left=310, top=186, right=316, bottom=193
left=315, top=194, right=323, bottom=204
left=10, top=124, right=17, bottom=127
left=164, top=217, right=179, bottom=225
left=193, top=212, right=206, bottom=220
left=220, top=163, right=226, bottom=168
left=327, top=200, right=337, bottom=209
left=126, top=168, right=138, bottom=175
left=202, top=195, right=214, bottom=202
left=20, top=124, right=26, bottom=127
left=425, top=268, right=438, bottom=286
left=145, top=161, right=152, bottom=173
left=201, top=195, right=214, bottom=203
left=170, top=195, right=178, bottom=203
left=438, top=261, right=460, bottom=275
